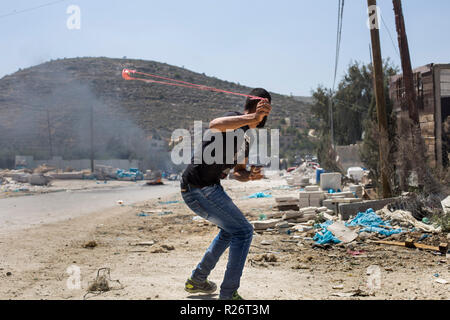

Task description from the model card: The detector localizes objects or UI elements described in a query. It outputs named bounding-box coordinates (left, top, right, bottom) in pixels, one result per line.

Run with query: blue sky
left=1, top=0, right=449, bottom=96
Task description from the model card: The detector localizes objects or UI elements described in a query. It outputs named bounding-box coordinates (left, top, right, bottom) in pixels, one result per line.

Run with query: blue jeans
left=181, top=183, right=253, bottom=299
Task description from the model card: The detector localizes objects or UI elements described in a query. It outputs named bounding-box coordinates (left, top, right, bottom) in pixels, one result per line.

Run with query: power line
left=330, top=0, right=345, bottom=149
left=0, top=0, right=68, bottom=19
left=332, top=0, right=345, bottom=91
left=380, top=13, right=401, bottom=59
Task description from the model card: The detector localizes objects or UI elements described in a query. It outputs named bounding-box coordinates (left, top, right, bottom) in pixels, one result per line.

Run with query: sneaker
left=184, top=277, right=217, bottom=294
left=219, top=291, right=244, bottom=300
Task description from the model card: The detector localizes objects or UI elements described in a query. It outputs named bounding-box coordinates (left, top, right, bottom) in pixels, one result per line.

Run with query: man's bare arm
left=209, top=114, right=260, bottom=132
left=209, top=101, right=271, bottom=132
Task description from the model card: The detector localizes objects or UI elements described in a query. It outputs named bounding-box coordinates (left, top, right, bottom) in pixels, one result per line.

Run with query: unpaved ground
left=0, top=178, right=449, bottom=300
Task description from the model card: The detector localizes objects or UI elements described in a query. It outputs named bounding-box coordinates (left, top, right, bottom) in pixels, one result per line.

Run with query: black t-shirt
left=182, top=111, right=250, bottom=187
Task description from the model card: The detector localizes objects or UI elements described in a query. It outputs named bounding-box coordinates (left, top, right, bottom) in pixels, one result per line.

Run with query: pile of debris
left=250, top=174, right=449, bottom=254
left=0, top=164, right=162, bottom=190
left=284, top=163, right=315, bottom=187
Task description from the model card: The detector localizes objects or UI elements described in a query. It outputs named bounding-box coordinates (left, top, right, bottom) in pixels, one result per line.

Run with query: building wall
left=389, top=63, right=450, bottom=168
left=15, top=155, right=141, bottom=171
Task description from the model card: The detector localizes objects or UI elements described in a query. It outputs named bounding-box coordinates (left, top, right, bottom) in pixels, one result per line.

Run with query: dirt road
left=0, top=178, right=448, bottom=300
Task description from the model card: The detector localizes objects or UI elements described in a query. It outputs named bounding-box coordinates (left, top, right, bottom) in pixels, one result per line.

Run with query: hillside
left=0, top=57, right=311, bottom=166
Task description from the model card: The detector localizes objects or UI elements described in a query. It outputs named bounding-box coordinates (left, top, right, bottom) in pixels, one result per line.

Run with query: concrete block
left=28, top=174, right=50, bottom=186
left=325, top=191, right=355, bottom=199
left=48, top=172, right=84, bottom=179
left=275, top=204, right=299, bottom=211
left=323, top=199, right=337, bottom=211
left=338, top=197, right=400, bottom=220
left=300, top=206, right=317, bottom=213
left=276, top=196, right=298, bottom=203
left=305, top=185, right=319, bottom=191
left=12, top=173, right=30, bottom=183
left=251, top=219, right=282, bottom=230
left=298, top=199, right=310, bottom=208
left=320, top=172, right=341, bottom=191
left=282, top=211, right=303, bottom=220
left=299, top=192, right=309, bottom=199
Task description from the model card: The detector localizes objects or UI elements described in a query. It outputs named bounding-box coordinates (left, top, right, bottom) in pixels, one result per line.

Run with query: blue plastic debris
left=137, top=213, right=149, bottom=217
left=346, top=208, right=403, bottom=236
left=116, top=168, right=144, bottom=180
left=314, top=230, right=342, bottom=245
left=159, top=200, right=180, bottom=205
left=313, top=220, right=342, bottom=245
left=158, top=211, right=173, bottom=216
left=419, top=234, right=431, bottom=241
left=245, top=192, right=272, bottom=199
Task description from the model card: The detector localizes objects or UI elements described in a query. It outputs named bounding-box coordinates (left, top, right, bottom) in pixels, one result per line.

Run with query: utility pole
left=367, top=0, right=392, bottom=198
left=392, top=0, right=419, bottom=125
left=329, top=91, right=335, bottom=150
left=90, top=104, right=94, bottom=173
left=46, top=107, right=53, bottom=159
left=392, top=0, right=438, bottom=192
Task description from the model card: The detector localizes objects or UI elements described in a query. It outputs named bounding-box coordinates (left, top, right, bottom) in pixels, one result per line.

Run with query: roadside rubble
left=249, top=170, right=449, bottom=256
left=0, top=164, right=164, bottom=197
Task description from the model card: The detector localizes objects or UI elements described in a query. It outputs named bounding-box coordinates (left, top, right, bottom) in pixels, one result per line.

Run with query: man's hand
left=254, top=100, right=272, bottom=122
left=231, top=170, right=251, bottom=182
left=232, top=166, right=264, bottom=182
left=249, top=165, right=264, bottom=181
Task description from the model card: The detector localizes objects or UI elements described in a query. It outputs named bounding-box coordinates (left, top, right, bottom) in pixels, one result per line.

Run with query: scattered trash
left=83, top=240, right=98, bottom=249
left=129, top=241, right=155, bottom=247
left=313, top=221, right=342, bottom=245
left=259, top=213, right=267, bottom=221
left=137, top=212, right=149, bottom=217
left=347, top=249, right=366, bottom=256
left=331, top=289, right=369, bottom=297
left=332, top=284, right=344, bottom=290
left=116, top=168, right=143, bottom=181
left=380, top=208, right=440, bottom=233
left=435, top=278, right=448, bottom=284
left=418, top=234, right=431, bottom=241
left=327, top=221, right=358, bottom=243
left=252, top=253, right=278, bottom=262
left=117, top=200, right=124, bottom=206
left=372, top=239, right=448, bottom=254
left=157, top=211, right=173, bottom=216
left=192, top=216, right=203, bottom=221
left=245, top=192, right=272, bottom=199
left=84, top=268, right=123, bottom=299
left=159, top=200, right=180, bottom=205
left=347, top=208, right=403, bottom=236
left=151, top=244, right=175, bottom=253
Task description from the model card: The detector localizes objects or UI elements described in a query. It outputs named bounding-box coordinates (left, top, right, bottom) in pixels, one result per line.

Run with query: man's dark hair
left=244, top=88, right=272, bottom=112
left=244, top=88, right=271, bottom=128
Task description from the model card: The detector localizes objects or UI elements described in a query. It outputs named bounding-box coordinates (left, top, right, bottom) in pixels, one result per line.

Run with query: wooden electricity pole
left=46, top=107, right=53, bottom=159
left=392, top=0, right=419, bottom=125
left=90, top=104, right=94, bottom=173
left=367, top=0, right=392, bottom=198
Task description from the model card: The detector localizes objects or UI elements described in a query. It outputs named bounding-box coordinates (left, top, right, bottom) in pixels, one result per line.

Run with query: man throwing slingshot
left=180, top=88, right=272, bottom=300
